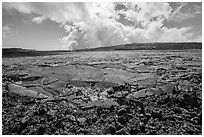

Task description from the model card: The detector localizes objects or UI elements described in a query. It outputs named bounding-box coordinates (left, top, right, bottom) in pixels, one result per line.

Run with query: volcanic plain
left=2, top=49, right=202, bottom=135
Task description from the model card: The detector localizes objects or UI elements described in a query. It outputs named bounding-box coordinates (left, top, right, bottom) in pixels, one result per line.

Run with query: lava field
left=2, top=50, right=202, bottom=135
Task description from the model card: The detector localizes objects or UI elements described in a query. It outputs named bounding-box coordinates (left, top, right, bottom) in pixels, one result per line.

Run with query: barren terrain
left=2, top=49, right=202, bottom=135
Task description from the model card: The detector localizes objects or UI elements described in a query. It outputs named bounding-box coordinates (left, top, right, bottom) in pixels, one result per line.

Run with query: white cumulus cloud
left=3, top=2, right=201, bottom=50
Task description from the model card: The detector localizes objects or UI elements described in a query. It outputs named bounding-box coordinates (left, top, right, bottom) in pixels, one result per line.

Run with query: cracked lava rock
left=2, top=50, right=202, bottom=135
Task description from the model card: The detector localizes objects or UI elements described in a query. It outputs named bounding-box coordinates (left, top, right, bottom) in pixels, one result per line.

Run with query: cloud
left=119, top=2, right=172, bottom=28
left=2, top=24, right=13, bottom=38
left=168, top=3, right=202, bottom=22
left=3, top=2, right=202, bottom=49
left=3, top=2, right=88, bottom=23
left=32, top=16, right=46, bottom=24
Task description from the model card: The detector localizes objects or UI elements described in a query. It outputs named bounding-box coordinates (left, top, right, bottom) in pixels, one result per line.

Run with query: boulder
left=81, top=99, right=119, bottom=111
left=116, top=128, right=129, bottom=135
left=8, top=84, right=49, bottom=99
left=105, top=87, right=115, bottom=95
left=112, top=83, right=131, bottom=92
left=156, top=68, right=167, bottom=75
left=117, top=107, right=127, bottom=116
left=37, top=106, right=47, bottom=116
left=182, top=94, right=199, bottom=107
left=41, top=77, right=59, bottom=85
left=3, top=73, right=21, bottom=81
left=126, top=89, right=154, bottom=99
left=77, top=118, right=86, bottom=126
left=117, top=116, right=126, bottom=125
left=159, top=83, right=176, bottom=95
left=66, top=115, right=76, bottom=122
left=22, top=75, right=43, bottom=81
left=137, top=78, right=157, bottom=88
left=107, top=124, right=116, bottom=134
left=145, top=88, right=155, bottom=96
left=151, top=109, right=163, bottom=120
left=29, top=86, right=54, bottom=97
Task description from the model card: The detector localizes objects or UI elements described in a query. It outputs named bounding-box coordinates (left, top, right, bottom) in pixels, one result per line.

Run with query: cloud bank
left=3, top=2, right=202, bottom=50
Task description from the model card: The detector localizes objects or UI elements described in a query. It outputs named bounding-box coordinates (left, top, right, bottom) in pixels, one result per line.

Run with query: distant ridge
left=74, top=42, right=202, bottom=51
left=3, top=48, right=36, bottom=53
left=2, top=48, right=70, bottom=58
left=2, top=42, right=202, bottom=58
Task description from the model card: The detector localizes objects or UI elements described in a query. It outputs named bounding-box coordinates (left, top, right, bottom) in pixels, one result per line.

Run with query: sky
left=2, top=2, right=202, bottom=50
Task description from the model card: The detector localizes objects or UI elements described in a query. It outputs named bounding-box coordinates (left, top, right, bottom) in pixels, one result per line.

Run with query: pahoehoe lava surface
left=2, top=49, right=202, bottom=135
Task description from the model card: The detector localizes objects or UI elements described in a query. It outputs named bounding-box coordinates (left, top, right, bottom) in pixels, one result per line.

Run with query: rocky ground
left=2, top=50, right=202, bottom=135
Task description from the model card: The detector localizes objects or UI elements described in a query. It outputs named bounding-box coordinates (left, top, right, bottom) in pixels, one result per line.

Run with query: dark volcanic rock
left=106, top=88, right=115, bottom=95
left=2, top=49, right=202, bottom=135
left=77, top=118, right=86, bottom=126
left=151, top=109, right=163, bottom=121
left=116, top=128, right=129, bottom=135
left=117, top=107, right=127, bottom=116
left=117, top=116, right=126, bottom=125
left=81, top=99, right=119, bottom=111
left=37, top=105, right=47, bottom=116
left=156, top=68, right=167, bottom=75
left=107, top=124, right=116, bottom=134
left=3, top=73, right=22, bottom=81
left=22, top=75, right=43, bottom=81
left=182, top=94, right=199, bottom=108
left=129, top=128, right=140, bottom=135
left=113, top=83, right=131, bottom=92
